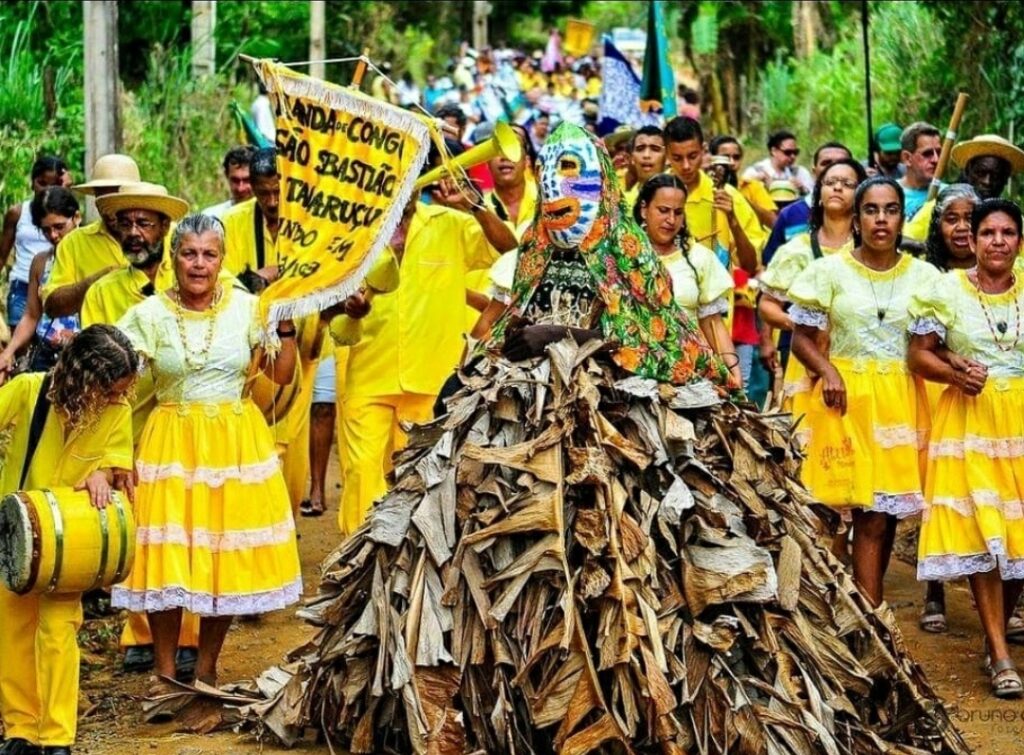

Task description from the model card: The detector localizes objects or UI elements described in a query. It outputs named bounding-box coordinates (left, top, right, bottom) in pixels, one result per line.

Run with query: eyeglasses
left=860, top=204, right=903, bottom=217
left=917, top=148, right=940, bottom=159
left=116, top=217, right=158, bottom=232
left=822, top=178, right=858, bottom=190
left=780, top=148, right=800, bottom=157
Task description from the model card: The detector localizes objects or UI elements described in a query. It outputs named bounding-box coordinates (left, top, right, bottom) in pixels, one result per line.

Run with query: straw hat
left=72, top=154, right=141, bottom=195
left=769, top=180, right=799, bottom=203
left=603, top=125, right=635, bottom=151
left=95, top=182, right=189, bottom=221
left=951, top=134, right=1024, bottom=174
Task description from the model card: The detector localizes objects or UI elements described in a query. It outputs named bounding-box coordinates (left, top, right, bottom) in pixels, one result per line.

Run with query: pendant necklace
left=867, top=275, right=897, bottom=323
left=858, top=251, right=899, bottom=323
left=975, top=274, right=1020, bottom=351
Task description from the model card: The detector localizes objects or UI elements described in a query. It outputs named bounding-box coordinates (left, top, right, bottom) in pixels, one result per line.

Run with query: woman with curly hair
left=634, top=173, right=742, bottom=385
left=923, top=183, right=979, bottom=273
left=0, top=324, right=137, bottom=755
left=914, top=183, right=979, bottom=636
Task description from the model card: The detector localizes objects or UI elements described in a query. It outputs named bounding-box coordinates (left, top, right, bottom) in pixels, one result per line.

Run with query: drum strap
left=20, top=374, right=52, bottom=489
left=254, top=203, right=266, bottom=270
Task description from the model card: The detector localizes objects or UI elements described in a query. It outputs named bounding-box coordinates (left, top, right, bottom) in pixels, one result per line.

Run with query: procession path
left=75, top=450, right=1019, bottom=753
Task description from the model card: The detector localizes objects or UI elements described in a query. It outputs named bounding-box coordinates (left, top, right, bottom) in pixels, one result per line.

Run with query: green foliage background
left=2, top=0, right=1024, bottom=213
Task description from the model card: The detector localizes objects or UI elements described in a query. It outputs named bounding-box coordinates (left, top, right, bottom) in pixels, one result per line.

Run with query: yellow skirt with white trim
left=799, top=357, right=926, bottom=517
left=918, top=376, right=1024, bottom=581
left=111, top=400, right=302, bottom=616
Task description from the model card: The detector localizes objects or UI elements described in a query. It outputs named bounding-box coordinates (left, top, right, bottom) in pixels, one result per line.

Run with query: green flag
left=640, top=0, right=677, bottom=117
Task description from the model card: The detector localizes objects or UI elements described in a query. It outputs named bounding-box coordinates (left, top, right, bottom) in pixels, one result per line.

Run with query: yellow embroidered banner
left=253, top=60, right=432, bottom=327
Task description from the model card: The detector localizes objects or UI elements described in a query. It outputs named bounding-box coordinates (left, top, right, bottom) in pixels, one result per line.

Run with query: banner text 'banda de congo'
left=254, top=60, right=431, bottom=327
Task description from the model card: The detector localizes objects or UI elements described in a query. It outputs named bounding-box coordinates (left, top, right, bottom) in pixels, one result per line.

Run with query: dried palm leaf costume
left=219, top=125, right=967, bottom=754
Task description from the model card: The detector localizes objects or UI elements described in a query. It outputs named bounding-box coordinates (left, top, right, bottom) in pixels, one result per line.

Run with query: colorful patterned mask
left=538, top=131, right=602, bottom=248
left=489, top=122, right=735, bottom=392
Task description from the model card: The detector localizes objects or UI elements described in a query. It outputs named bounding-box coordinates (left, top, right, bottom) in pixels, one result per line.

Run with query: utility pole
left=191, top=0, right=217, bottom=78
left=309, top=0, right=326, bottom=80
left=472, top=0, right=491, bottom=51
left=83, top=0, right=120, bottom=218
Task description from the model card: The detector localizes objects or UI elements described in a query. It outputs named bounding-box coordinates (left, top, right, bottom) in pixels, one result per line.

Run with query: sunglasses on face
left=916, top=148, right=940, bottom=159
left=779, top=148, right=800, bottom=157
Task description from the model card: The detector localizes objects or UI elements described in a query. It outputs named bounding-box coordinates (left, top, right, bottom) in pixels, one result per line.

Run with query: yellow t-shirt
left=222, top=198, right=276, bottom=276
left=904, top=199, right=936, bottom=243
left=684, top=170, right=767, bottom=269
left=80, top=264, right=177, bottom=328
left=0, top=372, right=133, bottom=492
left=40, top=220, right=121, bottom=303
left=739, top=177, right=777, bottom=216
left=344, top=203, right=498, bottom=398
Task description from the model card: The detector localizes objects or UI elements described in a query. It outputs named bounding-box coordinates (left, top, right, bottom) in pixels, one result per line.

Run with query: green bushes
left=752, top=2, right=947, bottom=159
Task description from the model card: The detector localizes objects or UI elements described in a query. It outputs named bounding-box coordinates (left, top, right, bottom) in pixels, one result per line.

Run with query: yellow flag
left=254, top=60, right=432, bottom=328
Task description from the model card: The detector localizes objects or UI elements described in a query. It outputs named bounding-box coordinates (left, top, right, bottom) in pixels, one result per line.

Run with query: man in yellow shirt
left=664, top=117, right=764, bottom=274
left=222, top=148, right=280, bottom=283
left=336, top=183, right=514, bottom=536
left=78, top=184, right=201, bottom=680
left=41, top=154, right=143, bottom=318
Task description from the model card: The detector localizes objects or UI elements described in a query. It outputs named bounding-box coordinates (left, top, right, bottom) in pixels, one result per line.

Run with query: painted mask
left=538, top=127, right=603, bottom=248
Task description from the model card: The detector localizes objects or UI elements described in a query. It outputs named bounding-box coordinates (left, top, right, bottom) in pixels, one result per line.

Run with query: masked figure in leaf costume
left=232, top=125, right=967, bottom=755
left=490, top=123, right=734, bottom=388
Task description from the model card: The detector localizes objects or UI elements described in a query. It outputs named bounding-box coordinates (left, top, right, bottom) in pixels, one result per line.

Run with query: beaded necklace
left=973, top=273, right=1021, bottom=352
left=171, top=285, right=222, bottom=371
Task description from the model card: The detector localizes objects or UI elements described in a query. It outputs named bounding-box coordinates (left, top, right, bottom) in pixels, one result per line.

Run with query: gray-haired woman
left=110, top=213, right=302, bottom=709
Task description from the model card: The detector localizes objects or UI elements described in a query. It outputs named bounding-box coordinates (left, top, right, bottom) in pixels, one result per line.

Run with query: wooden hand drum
left=0, top=487, right=135, bottom=595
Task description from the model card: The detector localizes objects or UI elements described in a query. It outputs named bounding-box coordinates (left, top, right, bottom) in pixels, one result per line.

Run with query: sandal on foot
left=300, top=499, right=325, bottom=517
left=1008, top=615, right=1024, bottom=644
left=991, top=658, right=1024, bottom=699
left=919, top=601, right=947, bottom=634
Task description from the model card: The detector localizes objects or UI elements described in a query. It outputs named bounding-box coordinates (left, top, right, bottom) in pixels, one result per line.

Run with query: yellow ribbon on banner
left=252, top=60, right=433, bottom=329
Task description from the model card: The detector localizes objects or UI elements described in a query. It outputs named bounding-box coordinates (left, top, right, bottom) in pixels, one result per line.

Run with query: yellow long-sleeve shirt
left=345, top=203, right=498, bottom=398
left=0, top=372, right=133, bottom=492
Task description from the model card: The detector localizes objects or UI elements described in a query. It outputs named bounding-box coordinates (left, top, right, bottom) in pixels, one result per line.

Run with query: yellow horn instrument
left=414, top=121, right=523, bottom=190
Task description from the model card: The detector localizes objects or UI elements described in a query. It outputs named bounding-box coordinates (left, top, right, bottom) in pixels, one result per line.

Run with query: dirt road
left=74, top=454, right=1022, bottom=754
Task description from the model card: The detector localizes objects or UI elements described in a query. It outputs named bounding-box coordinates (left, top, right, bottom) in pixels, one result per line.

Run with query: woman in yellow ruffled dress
left=913, top=183, right=980, bottom=636
left=110, top=214, right=302, bottom=701
left=908, top=199, right=1024, bottom=698
left=634, top=174, right=743, bottom=385
left=788, top=176, right=939, bottom=606
left=758, top=158, right=865, bottom=439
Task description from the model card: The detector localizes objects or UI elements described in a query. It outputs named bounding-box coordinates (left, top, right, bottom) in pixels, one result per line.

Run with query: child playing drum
left=0, top=325, right=137, bottom=755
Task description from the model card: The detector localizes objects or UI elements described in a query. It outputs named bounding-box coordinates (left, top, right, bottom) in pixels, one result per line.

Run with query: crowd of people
left=3, top=40, right=1024, bottom=752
